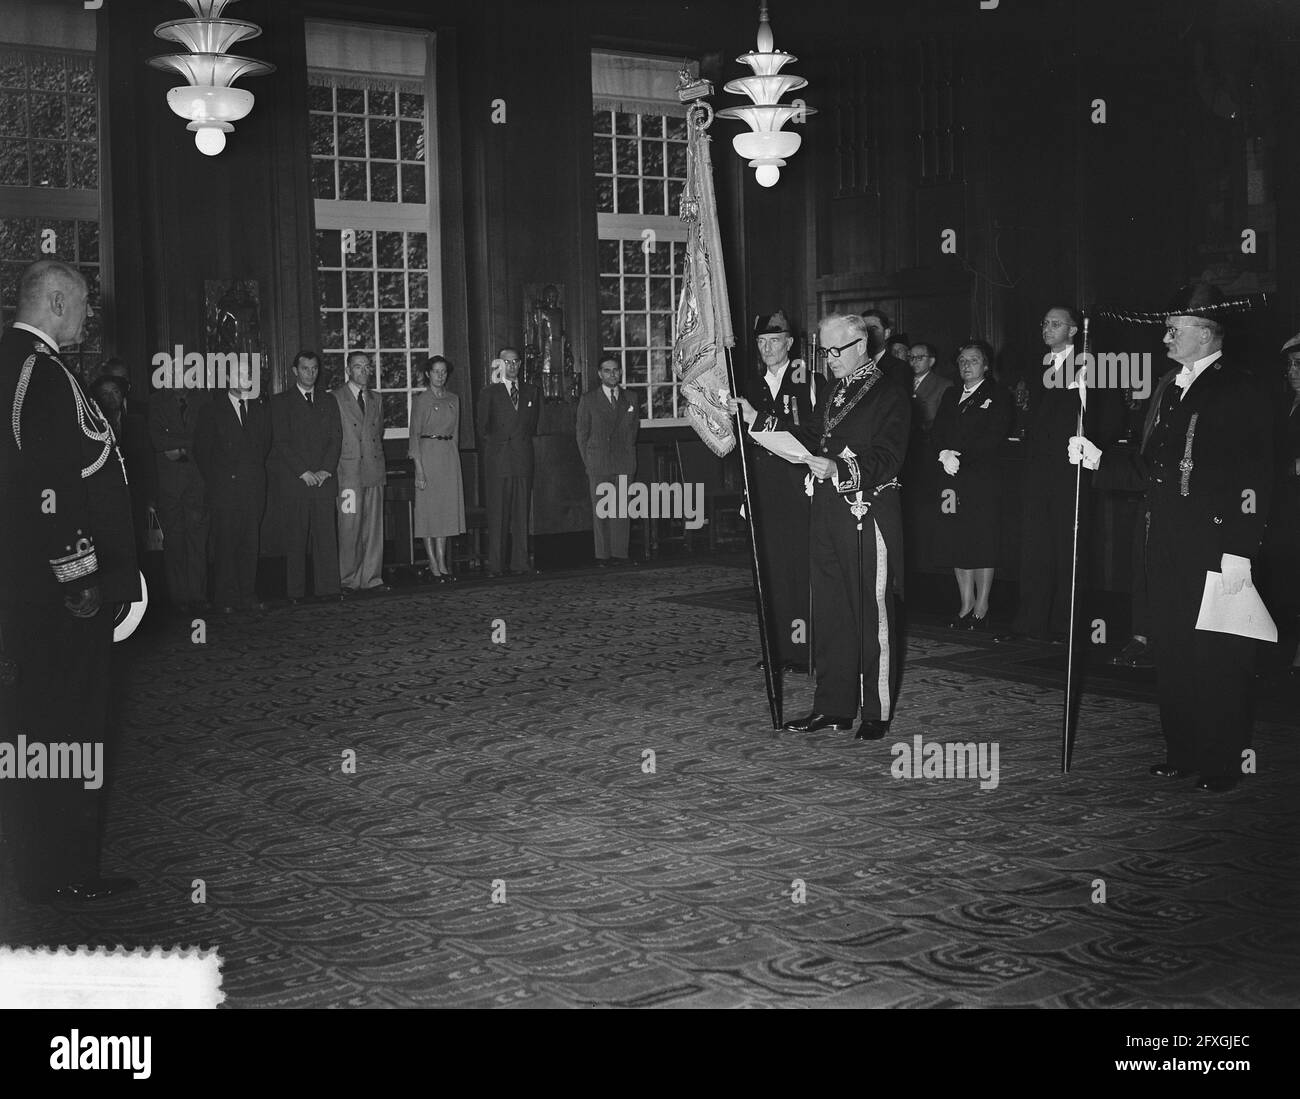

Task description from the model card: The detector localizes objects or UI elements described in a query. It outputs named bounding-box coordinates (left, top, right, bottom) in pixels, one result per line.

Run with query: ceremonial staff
left=1061, top=315, right=1090, bottom=773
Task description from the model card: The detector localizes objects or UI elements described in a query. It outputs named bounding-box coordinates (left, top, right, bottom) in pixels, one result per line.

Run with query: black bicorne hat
left=753, top=310, right=792, bottom=336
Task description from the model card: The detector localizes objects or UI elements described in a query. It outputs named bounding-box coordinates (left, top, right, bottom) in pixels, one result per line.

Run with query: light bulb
left=756, top=5, right=774, bottom=52
left=755, top=163, right=780, bottom=187
left=194, top=126, right=227, bottom=156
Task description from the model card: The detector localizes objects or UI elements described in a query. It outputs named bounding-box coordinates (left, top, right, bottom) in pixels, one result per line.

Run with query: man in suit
left=271, top=350, right=342, bottom=604
left=476, top=347, right=541, bottom=576
left=860, top=308, right=912, bottom=390
left=741, top=310, right=818, bottom=672
left=575, top=356, right=639, bottom=567
left=765, top=313, right=911, bottom=741
left=0, top=259, right=139, bottom=902
left=149, top=384, right=211, bottom=611
left=907, top=343, right=953, bottom=434
left=902, top=342, right=954, bottom=574
left=1071, top=283, right=1274, bottom=792
left=332, top=351, right=388, bottom=593
left=193, top=380, right=271, bottom=613
left=996, top=305, right=1124, bottom=643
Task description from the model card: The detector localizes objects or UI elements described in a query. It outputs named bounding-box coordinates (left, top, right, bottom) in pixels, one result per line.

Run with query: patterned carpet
left=1, top=561, right=1296, bottom=1008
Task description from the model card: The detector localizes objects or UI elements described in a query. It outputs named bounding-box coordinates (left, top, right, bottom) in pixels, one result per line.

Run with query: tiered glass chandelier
left=147, top=0, right=275, bottom=157
left=715, top=2, right=816, bottom=188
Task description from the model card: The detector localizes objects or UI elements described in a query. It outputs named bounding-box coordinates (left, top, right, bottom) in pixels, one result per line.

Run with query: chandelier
left=147, top=0, right=275, bottom=157
left=715, top=2, right=816, bottom=187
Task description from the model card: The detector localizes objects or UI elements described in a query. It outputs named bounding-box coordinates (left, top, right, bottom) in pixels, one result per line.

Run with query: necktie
left=510, top=383, right=519, bottom=410
left=357, top=388, right=366, bottom=415
left=607, top=387, right=616, bottom=406
left=240, top=399, right=248, bottom=427
left=177, top=395, right=188, bottom=427
left=305, top=389, right=313, bottom=406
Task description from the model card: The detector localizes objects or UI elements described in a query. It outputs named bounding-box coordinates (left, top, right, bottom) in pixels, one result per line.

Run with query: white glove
left=1068, top=435, right=1101, bottom=470
left=1219, top=554, right=1252, bottom=595
left=939, top=449, right=961, bottom=477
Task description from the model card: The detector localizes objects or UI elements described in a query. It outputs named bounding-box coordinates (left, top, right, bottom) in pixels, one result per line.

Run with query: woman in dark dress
left=931, top=340, right=1014, bottom=628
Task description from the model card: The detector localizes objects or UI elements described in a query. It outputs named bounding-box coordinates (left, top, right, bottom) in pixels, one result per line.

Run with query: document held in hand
left=750, top=430, right=814, bottom=465
left=1195, top=573, right=1278, bottom=642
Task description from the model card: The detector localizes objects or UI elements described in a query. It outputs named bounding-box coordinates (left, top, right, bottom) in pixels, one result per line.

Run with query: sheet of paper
left=1195, top=573, right=1278, bottom=642
left=750, top=430, right=813, bottom=465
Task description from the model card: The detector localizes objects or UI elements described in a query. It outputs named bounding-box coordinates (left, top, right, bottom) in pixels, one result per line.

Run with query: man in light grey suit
left=907, top=342, right=953, bottom=432
left=575, top=357, right=640, bottom=565
left=332, top=351, right=388, bottom=592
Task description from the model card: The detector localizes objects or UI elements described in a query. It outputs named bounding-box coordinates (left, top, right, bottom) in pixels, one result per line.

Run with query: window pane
left=598, top=277, right=620, bottom=310
left=642, top=141, right=663, bottom=176
left=593, top=109, right=612, bottom=134
left=368, top=117, right=396, bottom=160
left=406, top=233, right=428, bottom=270
left=643, top=180, right=664, bottom=216
left=377, top=271, right=405, bottom=308
left=399, top=119, right=422, bottom=160
left=316, top=229, right=341, bottom=268
left=409, top=311, right=429, bottom=348
left=337, top=115, right=365, bottom=157
left=621, top=240, right=646, bottom=274
left=640, top=115, right=663, bottom=139
left=648, top=277, right=671, bottom=309
left=68, top=95, right=95, bottom=141
left=593, top=137, right=611, bottom=174
left=614, top=111, right=637, bottom=135
left=320, top=271, right=342, bottom=309
left=0, top=141, right=30, bottom=186
left=339, top=159, right=366, bottom=199
left=382, top=391, right=408, bottom=430
left=666, top=115, right=687, bottom=140
left=348, top=229, right=374, bottom=267
left=400, top=162, right=425, bottom=203
left=0, top=92, right=25, bottom=137
left=407, top=272, right=428, bottom=308
left=615, top=137, right=637, bottom=176
left=625, top=353, right=647, bottom=383
left=598, top=314, right=621, bottom=347
left=77, top=220, right=98, bottom=264
left=399, top=91, right=425, bottom=119
left=28, top=57, right=65, bottom=92
left=307, top=83, right=333, bottom=111
left=651, top=385, right=675, bottom=420
left=368, top=89, right=395, bottom=117
left=320, top=310, right=343, bottom=348
left=311, top=158, right=335, bottom=199
left=337, top=88, right=365, bottom=114
left=30, top=141, right=67, bottom=187
left=624, top=278, right=646, bottom=310
left=346, top=271, right=374, bottom=309
left=376, top=231, right=404, bottom=269
left=667, top=142, right=686, bottom=178
left=625, top=315, right=647, bottom=345
left=616, top=178, right=638, bottom=214
left=597, top=239, right=619, bottom=272
left=595, top=176, right=613, bottom=214
left=379, top=309, right=405, bottom=347
left=370, top=161, right=398, bottom=203
left=346, top=311, right=374, bottom=347
left=309, top=113, right=334, bottom=156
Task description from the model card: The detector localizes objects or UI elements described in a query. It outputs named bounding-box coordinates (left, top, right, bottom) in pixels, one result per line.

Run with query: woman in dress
left=409, top=356, right=467, bottom=581
left=930, top=340, right=1014, bottom=628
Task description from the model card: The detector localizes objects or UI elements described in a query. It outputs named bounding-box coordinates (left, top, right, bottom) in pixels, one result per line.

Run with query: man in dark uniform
left=194, top=380, right=272, bottom=614
left=997, top=305, right=1124, bottom=643
left=575, top=356, right=640, bottom=566
left=745, top=310, right=817, bottom=672
left=476, top=347, right=541, bottom=576
left=0, top=259, right=139, bottom=902
left=766, top=313, right=911, bottom=740
left=1071, top=284, right=1274, bottom=792
left=271, top=350, right=342, bottom=604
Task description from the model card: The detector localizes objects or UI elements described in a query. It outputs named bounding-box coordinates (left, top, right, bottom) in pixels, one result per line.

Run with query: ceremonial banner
left=672, top=117, right=736, bottom=457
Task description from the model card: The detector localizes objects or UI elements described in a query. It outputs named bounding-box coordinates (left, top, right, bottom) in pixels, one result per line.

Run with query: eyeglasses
left=819, top=338, right=863, bottom=360
left=1164, top=323, right=1211, bottom=337
left=906, top=353, right=930, bottom=361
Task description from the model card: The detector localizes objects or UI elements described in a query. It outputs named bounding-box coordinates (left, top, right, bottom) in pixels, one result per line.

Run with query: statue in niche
left=524, top=283, right=574, bottom=402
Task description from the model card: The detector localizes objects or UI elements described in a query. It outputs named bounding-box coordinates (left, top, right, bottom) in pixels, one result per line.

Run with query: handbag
left=145, top=505, right=164, bottom=552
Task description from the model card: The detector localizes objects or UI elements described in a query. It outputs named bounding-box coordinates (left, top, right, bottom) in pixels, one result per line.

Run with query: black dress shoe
left=28, top=876, right=140, bottom=904
left=968, top=613, right=990, bottom=630
left=1196, top=776, right=1239, bottom=792
left=992, top=632, right=1024, bottom=643
left=1149, top=763, right=1191, bottom=778
left=855, top=719, right=889, bottom=740
left=595, top=559, right=610, bottom=568
left=949, top=610, right=973, bottom=629
left=782, top=712, right=854, bottom=732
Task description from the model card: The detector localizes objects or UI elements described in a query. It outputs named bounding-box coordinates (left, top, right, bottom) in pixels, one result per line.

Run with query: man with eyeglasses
left=746, top=312, right=910, bottom=741
left=996, top=305, right=1123, bottom=644
left=1069, top=283, right=1275, bottom=793
left=476, top=347, right=540, bottom=576
left=902, top=343, right=952, bottom=572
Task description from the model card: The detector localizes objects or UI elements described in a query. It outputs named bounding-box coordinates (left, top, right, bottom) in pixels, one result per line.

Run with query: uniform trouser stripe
left=873, top=520, right=891, bottom=720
